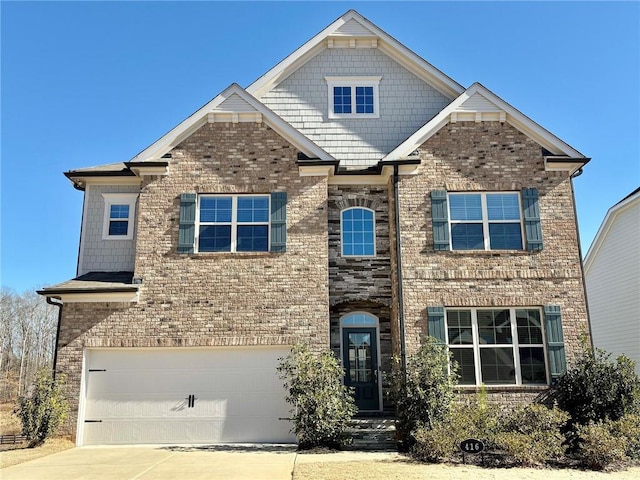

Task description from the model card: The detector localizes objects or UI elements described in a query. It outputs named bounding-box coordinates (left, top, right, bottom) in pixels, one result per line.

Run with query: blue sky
left=1, top=1, right=639, bottom=293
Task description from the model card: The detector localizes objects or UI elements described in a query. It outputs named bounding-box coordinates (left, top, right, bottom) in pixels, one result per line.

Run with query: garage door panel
left=82, top=347, right=294, bottom=445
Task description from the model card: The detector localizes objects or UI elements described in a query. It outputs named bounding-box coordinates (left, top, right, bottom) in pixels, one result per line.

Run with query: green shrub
left=390, top=336, right=457, bottom=444
left=16, top=369, right=68, bottom=447
left=575, top=420, right=628, bottom=470
left=495, top=404, right=568, bottom=466
left=277, top=344, right=356, bottom=449
left=552, top=336, right=640, bottom=429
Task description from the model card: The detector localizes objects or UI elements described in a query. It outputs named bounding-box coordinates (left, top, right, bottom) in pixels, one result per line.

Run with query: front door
left=342, top=328, right=380, bottom=411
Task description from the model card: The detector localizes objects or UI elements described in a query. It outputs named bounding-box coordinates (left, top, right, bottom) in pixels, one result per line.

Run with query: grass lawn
left=293, top=456, right=640, bottom=480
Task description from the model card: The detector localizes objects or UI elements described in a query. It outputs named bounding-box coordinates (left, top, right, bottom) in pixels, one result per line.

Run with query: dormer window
left=326, top=76, right=381, bottom=119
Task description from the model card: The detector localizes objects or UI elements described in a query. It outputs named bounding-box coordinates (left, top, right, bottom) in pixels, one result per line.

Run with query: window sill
left=187, top=251, right=279, bottom=258
left=455, top=384, right=549, bottom=393
left=444, top=249, right=538, bottom=256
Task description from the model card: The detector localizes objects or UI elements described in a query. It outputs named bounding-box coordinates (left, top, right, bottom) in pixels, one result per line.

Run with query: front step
left=344, top=417, right=398, bottom=451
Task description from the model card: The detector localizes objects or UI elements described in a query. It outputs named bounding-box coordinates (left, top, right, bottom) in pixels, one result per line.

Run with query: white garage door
left=81, top=347, right=294, bottom=445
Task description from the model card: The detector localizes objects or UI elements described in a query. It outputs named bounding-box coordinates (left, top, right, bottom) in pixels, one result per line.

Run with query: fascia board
left=374, top=34, right=463, bottom=100
left=384, top=83, right=586, bottom=161
left=583, top=191, right=640, bottom=272
left=246, top=14, right=348, bottom=98
left=469, top=84, right=585, bottom=158
left=383, top=90, right=472, bottom=160
left=130, top=84, right=334, bottom=163
left=246, top=10, right=464, bottom=101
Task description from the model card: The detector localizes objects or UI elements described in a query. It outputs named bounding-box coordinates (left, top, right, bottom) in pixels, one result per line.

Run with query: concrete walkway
left=1, top=444, right=300, bottom=480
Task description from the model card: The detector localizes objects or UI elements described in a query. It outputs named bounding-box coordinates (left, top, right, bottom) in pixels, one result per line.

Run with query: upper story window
left=197, top=195, right=270, bottom=252
left=449, top=192, right=523, bottom=250
left=102, top=193, right=138, bottom=240
left=446, top=308, right=547, bottom=386
left=341, top=207, right=375, bottom=257
left=325, top=76, right=381, bottom=119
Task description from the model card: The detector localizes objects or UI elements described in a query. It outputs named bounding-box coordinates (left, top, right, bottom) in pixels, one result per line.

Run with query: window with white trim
left=102, top=193, right=138, bottom=240
left=341, top=207, right=376, bottom=257
left=446, top=308, right=547, bottom=386
left=449, top=192, right=523, bottom=250
left=325, top=76, right=381, bottom=119
left=196, top=195, right=269, bottom=252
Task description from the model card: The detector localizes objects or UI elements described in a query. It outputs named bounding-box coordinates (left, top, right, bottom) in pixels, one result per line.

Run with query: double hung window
left=449, top=192, right=523, bottom=250
left=446, top=308, right=547, bottom=386
left=197, top=195, right=269, bottom=252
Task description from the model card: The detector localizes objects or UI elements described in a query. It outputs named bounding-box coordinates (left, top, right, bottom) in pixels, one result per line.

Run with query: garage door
left=81, top=347, right=294, bottom=445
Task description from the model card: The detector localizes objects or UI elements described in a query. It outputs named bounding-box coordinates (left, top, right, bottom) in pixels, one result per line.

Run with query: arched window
left=341, top=312, right=378, bottom=326
left=341, top=207, right=375, bottom=257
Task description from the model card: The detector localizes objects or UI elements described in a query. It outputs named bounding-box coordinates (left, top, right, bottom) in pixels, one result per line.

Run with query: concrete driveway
left=1, top=444, right=298, bottom=480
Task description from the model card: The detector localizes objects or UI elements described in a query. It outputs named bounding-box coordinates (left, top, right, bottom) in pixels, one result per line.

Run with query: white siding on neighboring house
left=260, top=47, right=451, bottom=167
left=79, top=184, right=139, bottom=275
left=585, top=194, right=640, bottom=375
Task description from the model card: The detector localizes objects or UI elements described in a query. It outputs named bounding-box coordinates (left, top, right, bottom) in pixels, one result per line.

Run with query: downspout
left=393, top=165, right=407, bottom=381
left=46, top=297, right=63, bottom=380
left=570, top=167, right=595, bottom=350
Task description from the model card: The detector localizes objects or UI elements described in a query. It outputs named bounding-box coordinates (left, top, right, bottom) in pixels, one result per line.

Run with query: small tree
left=16, top=368, right=68, bottom=447
left=391, top=336, right=457, bottom=444
left=277, top=344, right=356, bottom=449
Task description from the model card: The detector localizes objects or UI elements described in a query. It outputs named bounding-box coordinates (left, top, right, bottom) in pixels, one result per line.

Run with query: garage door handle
left=186, top=394, right=196, bottom=408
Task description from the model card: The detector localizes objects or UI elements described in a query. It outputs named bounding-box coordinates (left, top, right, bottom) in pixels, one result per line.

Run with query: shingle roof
left=38, top=271, right=138, bottom=295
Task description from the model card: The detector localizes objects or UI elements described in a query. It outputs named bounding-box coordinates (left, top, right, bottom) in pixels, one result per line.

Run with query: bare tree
left=0, top=288, right=57, bottom=402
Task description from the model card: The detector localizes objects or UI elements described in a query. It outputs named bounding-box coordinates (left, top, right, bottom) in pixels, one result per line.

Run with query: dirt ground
left=293, top=458, right=640, bottom=480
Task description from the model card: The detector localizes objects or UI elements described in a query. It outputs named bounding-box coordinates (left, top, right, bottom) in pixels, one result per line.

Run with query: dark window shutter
left=522, top=188, right=543, bottom=251
left=427, top=306, right=447, bottom=344
left=270, top=192, right=287, bottom=253
left=544, top=305, right=567, bottom=381
left=431, top=190, right=450, bottom=251
left=178, top=193, right=196, bottom=254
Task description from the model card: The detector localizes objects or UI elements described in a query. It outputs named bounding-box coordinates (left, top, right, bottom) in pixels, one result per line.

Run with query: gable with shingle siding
left=260, top=47, right=451, bottom=167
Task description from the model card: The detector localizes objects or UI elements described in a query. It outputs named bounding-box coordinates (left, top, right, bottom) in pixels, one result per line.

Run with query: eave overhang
left=37, top=288, right=140, bottom=304
left=64, top=161, right=169, bottom=190
left=297, top=157, right=421, bottom=185
left=37, top=272, right=140, bottom=303
left=544, top=156, right=591, bottom=176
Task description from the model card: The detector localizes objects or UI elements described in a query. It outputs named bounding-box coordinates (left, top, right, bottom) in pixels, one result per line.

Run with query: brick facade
left=56, top=121, right=331, bottom=436
left=394, top=121, right=589, bottom=400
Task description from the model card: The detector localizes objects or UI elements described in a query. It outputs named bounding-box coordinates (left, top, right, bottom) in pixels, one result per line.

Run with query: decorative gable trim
left=129, top=84, right=334, bottom=163
left=246, top=10, right=464, bottom=100
left=384, top=83, right=588, bottom=166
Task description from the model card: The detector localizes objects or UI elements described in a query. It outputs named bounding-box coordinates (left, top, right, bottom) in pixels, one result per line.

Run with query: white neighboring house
left=584, top=187, right=640, bottom=375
